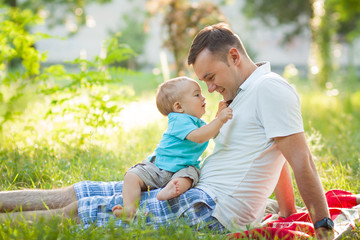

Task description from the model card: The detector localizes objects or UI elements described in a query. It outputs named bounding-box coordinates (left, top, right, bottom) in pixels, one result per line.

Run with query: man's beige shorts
left=127, top=158, right=200, bottom=190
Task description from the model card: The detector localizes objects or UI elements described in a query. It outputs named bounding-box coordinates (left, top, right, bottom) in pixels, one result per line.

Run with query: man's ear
left=173, top=102, right=184, bottom=113
left=228, top=48, right=240, bottom=65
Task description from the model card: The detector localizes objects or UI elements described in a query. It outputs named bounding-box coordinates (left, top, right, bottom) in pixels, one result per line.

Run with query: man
left=187, top=23, right=333, bottom=239
left=0, top=23, right=333, bottom=239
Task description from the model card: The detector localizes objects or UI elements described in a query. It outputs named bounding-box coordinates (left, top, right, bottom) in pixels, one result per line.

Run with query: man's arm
left=275, top=132, right=334, bottom=239
left=274, top=162, right=297, bottom=218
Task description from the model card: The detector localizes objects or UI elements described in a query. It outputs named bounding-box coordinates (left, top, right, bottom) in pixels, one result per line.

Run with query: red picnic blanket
left=227, top=189, right=358, bottom=239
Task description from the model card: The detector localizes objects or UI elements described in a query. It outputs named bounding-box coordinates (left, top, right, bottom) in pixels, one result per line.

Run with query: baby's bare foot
left=112, top=205, right=135, bottom=221
left=112, top=205, right=123, bottom=218
left=157, top=179, right=180, bottom=201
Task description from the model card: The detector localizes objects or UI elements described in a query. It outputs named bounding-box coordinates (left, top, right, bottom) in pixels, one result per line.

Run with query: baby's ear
left=173, top=102, right=184, bottom=113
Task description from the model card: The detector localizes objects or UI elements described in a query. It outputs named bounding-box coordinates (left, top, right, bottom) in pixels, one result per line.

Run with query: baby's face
left=178, top=81, right=206, bottom=119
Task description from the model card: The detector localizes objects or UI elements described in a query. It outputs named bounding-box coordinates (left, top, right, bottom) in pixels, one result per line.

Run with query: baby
left=112, top=76, right=232, bottom=219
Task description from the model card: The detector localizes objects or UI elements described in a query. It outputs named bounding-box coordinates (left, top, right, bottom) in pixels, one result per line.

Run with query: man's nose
left=206, top=82, right=216, bottom=93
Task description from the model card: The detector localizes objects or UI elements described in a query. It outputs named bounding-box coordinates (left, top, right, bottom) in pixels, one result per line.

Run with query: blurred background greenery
left=0, top=0, right=360, bottom=238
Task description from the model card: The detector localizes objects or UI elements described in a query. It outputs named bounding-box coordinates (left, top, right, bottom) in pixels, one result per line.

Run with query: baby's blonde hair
left=156, top=77, right=198, bottom=116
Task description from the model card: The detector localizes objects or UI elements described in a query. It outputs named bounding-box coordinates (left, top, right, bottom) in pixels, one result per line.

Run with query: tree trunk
left=6, top=0, right=17, bottom=7
left=309, top=0, right=335, bottom=88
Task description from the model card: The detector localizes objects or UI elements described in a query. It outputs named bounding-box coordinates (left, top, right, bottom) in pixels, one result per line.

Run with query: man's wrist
left=314, top=217, right=334, bottom=230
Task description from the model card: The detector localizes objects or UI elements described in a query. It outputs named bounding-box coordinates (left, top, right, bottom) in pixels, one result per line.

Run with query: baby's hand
left=216, top=100, right=228, bottom=117
left=218, top=107, right=233, bottom=123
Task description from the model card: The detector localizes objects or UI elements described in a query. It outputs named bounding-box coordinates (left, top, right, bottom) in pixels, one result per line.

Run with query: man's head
left=187, top=23, right=246, bottom=66
left=156, top=77, right=206, bottom=118
left=187, top=23, right=256, bottom=102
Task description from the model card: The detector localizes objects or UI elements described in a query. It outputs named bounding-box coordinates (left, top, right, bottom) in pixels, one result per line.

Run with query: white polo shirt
left=196, top=62, right=304, bottom=231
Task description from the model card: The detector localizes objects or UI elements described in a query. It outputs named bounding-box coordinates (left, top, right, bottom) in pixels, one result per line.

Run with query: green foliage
left=1, top=78, right=360, bottom=238
left=109, top=7, right=148, bottom=70
left=0, top=6, right=139, bottom=147
left=243, top=0, right=360, bottom=44
left=0, top=7, right=48, bottom=76
left=0, top=2, right=359, bottom=238
left=37, top=38, right=137, bottom=147
left=310, top=0, right=337, bottom=88
left=0, top=7, right=50, bottom=128
left=329, top=0, right=360, bottom=43
left=243, top=0, right=311, bottom=43
left=147, top=0, right=228, bottom=76
left=242, top=0, right=360, bottom=88
left=0, top=0, right=112, bottom=33
left=299, top=85, right=360, bottom=195
left=0, top=214, right=226, bottom=239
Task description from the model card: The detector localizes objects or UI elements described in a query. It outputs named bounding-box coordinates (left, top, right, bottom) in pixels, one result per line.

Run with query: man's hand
left=316, top=228, right=335, bottom=240
left=274, top=163, right=297, bottom=218
left=217, top=107, right=233, bottom=123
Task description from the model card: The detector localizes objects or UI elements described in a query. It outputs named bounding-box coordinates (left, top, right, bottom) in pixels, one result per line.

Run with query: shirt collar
left=238, top=61, right=271, bottom=91
left=226, top=62, right=271, bottom=106
left=168, top=112, right=201, bottom=122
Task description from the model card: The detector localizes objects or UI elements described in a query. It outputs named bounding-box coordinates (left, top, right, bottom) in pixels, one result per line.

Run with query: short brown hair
left=156, top=77, right=198, bottom=116
left=187, top=23, right=245, bottom=65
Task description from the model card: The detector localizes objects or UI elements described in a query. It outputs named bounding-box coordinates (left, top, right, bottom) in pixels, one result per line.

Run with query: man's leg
left=0, top=201, right=79, bottom=223
left=0, top=185, right=77, bottom=212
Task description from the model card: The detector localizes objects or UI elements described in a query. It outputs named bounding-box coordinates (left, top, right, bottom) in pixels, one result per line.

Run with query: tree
left=243, top=0, right=312, bottom=43
left=146, top=0, right=228, bottom=76
left=330, top=0, right=360, bottom=79
left=0, top=0, right=112, bottom=34
left=330, top=0, right=360, bottom=43
left=0, top=6, right=135, bottom=133
left=109, top=7, right=148, bottom=70
left=0, top=7, right=47, bottom=130
left=243, top=0, right=360, bottom=88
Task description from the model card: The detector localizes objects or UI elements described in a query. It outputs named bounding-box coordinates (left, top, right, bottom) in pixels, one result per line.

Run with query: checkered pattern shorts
left=74, top=181, right=226, bottom=232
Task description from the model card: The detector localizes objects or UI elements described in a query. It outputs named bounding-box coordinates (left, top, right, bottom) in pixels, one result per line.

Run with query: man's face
left=192, top=48, right=240, bottom=102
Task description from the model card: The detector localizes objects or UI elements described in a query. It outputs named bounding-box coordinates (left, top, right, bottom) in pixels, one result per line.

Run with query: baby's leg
left=157, top=177, right=192, bottom=201
left=112, top=172, right=146, bottom=220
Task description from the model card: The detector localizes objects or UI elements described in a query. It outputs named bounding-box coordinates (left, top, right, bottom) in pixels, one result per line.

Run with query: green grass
left=0, top=75, right=360, bottom=239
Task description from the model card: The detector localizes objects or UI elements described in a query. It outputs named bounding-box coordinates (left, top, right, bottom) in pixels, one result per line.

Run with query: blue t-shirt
left=150, top=112, right=208, bottom=172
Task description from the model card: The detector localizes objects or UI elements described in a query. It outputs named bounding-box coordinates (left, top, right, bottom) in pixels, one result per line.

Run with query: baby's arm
left=186, top=107, right=232, bottom=143
left=216, top=100, right=228, bottom=117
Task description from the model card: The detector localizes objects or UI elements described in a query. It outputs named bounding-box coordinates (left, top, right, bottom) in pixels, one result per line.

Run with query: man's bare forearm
left=274, top=162, right=297, bottom=218
left=275, top=133, right=333, bottom=239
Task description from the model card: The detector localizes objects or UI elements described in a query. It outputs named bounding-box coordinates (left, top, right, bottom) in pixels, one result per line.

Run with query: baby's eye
left=194, top=94, right=200, bottom=97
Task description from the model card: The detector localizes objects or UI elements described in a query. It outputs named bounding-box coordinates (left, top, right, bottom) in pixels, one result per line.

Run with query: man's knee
left=63, top=201, right=79, bottom=222
left=62, top=185, right=78, bottom=203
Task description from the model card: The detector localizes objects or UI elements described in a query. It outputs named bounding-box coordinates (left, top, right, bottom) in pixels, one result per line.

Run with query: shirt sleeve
left=168, top=114, right=200, bottom=140
left=256, top=77, right=304, bottom=139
